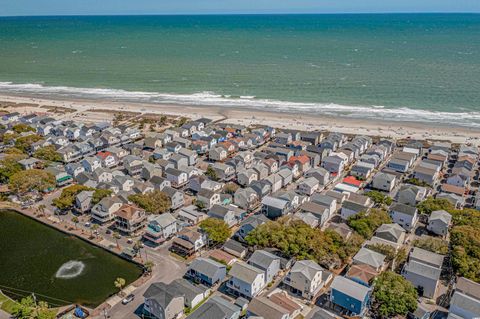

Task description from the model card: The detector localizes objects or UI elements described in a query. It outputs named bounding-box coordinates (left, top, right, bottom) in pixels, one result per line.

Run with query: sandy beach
left=1, top=93, right=480, bottom=145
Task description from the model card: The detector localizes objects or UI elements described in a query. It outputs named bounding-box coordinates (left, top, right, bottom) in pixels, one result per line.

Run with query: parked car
left=122, top=294, right=135, bottom=305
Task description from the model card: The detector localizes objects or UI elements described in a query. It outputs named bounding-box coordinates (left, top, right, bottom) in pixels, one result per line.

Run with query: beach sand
left=1, top=93, right=480, bottom=145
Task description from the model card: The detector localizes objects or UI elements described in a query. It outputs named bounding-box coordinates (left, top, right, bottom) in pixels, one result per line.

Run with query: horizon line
left=1, top=11, right=480, bottom=18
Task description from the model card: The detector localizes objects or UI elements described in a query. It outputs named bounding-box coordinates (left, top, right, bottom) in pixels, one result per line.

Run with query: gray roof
left=375, top=223, right=405, bottom=242
left=223, top=239, right=247, bottom=254
left=404, top=260, right=441, bottom=281
left=143, top=282, right=184, bottom=308
left=188, top=257, right=225, bottom=279
left=186, top=296, right=240, bottom=319
left=290, top=260, right=323, bottom=281
left=248, top=250, right=279, bottom=270
left=429, top=210, right=452, bottom=225
left=410, top=247, right=444, bottom=268
left=262, top=196, right=288, bottom=209
left=330, top=276, right=371, bottom=301
left=391, top=202, right=418, bottom=216
left=311, top=193, right=336, bottom=206
left=148, top=212, right=177, bottom=228
left=353, top=248, right=386, bottom=269
left=169, top=278, right=207, bottom=303
left=240, top=214, right=268, bottom=228
left=229, top=261, right=264, bottom=284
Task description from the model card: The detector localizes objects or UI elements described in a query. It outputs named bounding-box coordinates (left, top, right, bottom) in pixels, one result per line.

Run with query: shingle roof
left=143, top=282, right=184, bottom=308
left=188, top=257, right=225, bottom=279
left=229, top=261, right=263, bottom=284
left=248, top=250, right=279, bottom=270
left=330, top=276, right=371, bottom=301
left=290, top=260, right=323, bottom=281
left=353, top=248, right=386, bottom=269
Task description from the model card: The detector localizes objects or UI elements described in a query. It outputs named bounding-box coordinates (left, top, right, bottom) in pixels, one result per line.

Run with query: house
left=18, top=158, right=42, bottom=170
left=234, top=187, right=259, bottom=210
left=350, top=162, right=375, bottom=179
left=413, top=165, right=440, bottom=186
left=387, top=158, right=410, bottom=173
left=96, top=151, right=118, bottom=168
left=162, top=186, right=185, bottom=210
left=352, top=248, right=386, bottom=272
left=211, top=163, right=236, bottom=181
left=278, top=168, right=293, bottom=187
left=390, top=202, right=419, bottom=231
left=236, top=169, right=257, bottom=187
left=427, top=210, right=452, bottom=237
left=341, top=194, right=373, bottom=220
left=327, top=223, right=353, bottom=241
left=283, top=260, right=331, bottom=300
left=329, top=276, right=371, bottom=316
left=247, top=250, right=281, bottom=284
left=441, top=183, right=466, bottom=197
left=197, top=188, right=221, bottom=209
left=209, top=146, right=228, bottom=161
left=171, top=228, right=206, bottom=257
left=178, top=206, right=207, bottom=225
left=186, top=257, right=227, bottom=286
left=143, top=282, right=185, bottom=319
left=402, top=247, right=444, bottom=299
left=169, top=278, right=210, bottom=310
left=305, top=167, right=330, bottom=186
left=123, top=155, right=144, bottom=176
left=369, top=223, right=406, bottom=250
left=247, top=296, right=292, bottom=319
left=297, top=177, right=320, bottom=196
left=311, top=193, right=337, bottom=217
left=346, top=264, right=378, bottom=287
left=143, top=213, right=178, bottom=245
left=298, top=202, right=330, bottom=226
left=223, top=239, right=247, bottom=259
left=74, top=190, right=94, bottom=214
left=261, top=196, right=290, bottom=219
left=321, top=153, right=347, bottom=174
left=208, top=204, right=239, bottom=227
left=81, top=156, right=102, bottom=173
left=114, top=204, right=147, bottom=235
left=448, top=277, right=480, bottom=319
left=226, top=261, right=265, bottom=299
left=91, top=196, right=123, bottom=224
left=372, top=172, right=396, bottom=192
left=45, top=166, right=73, bottom=187
left=437, top=192, right=465, bottom=209
left=165, top=167, right=188, bottom=188
left=186, top=295, right=241, bottom=319
left=397, top=184, right=427, bottom=206
left=235, top=214, right=269, bottom=242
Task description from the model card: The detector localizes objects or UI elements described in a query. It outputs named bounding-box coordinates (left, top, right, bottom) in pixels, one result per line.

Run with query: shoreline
left=1, top=93, right=480, bottom=145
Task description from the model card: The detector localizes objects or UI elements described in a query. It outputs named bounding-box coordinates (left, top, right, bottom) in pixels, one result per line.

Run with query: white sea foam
left=0, top=81, right=479, bottom=128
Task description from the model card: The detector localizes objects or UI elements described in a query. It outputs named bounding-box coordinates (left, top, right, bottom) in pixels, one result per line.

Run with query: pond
left=0, top=209, right=143, bottom=308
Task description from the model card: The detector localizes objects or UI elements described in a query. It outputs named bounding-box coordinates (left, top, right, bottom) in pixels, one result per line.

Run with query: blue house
left=330, top=276, right=371, bottom=316
left=186, top=257, right=227, bottom=286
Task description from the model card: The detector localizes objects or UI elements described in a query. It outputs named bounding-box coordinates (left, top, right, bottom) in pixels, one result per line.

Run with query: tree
left=144, top=261, right=154, bottom=274
left=0, top=154, right=27, bottom=183
left=417, top=197, right=454, bottom=215
left=12, top=123, right=36, bottom=134
left=347, top=208, right=392, bottom=239
left=176, top=117, right=188, bottom=127
left=14, top=134, right=43, bottom=153
left=71, top=216, right=79, bottom=229
left=4, top=147, right=25, bottom=155
left=92, top=189, right=113, bottom=205
left=371, top=271, right=418, bottom=318
left=128, top=190, right=171, bottom=214
left=33, top=145, right=62, bottom=162
left=9, top=169, right=55, bottom=194
left=114, top=277, right=126, bottom=295
left=91, top=224, right=100, bottom=238
left=11, top=296, right=56, bottom=319
left=200, top=218, right=231, bottom=245
left=366, top=243, right=396, bottom=262
left=451, top=225, right=480, bottom=282
left=413, top=236, right=449, bottom=255
left=224, top=183, right=239, bottom=195
left=52, top=185, right=93, bottom=210
left=366, top=190, right=393, bottom=206
left=405, top=177, right=431, bottom=188
left=112, top=231, right=120, bottom=249
left=246, top=217, right=363, bottom=269
left=205, top=166, right=218, bottom=181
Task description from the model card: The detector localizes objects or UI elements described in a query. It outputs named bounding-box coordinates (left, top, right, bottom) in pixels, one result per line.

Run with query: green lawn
left=0, top=291, right=18, bottom=313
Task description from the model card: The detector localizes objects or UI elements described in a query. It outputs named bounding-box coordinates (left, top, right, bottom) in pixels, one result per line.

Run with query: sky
left=0, top=0, right=479, bottom=16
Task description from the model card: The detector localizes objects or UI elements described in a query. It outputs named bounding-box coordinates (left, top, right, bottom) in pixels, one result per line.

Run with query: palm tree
left=114, top=277, right=126, bottom=296
left=91, top=224, right=99, bottom=238
left=38, top=204, right=46, bottom=216
left=144, top=261, right=154, bottom=275
left=112, top=231, right=120, bottom=249
left=71, top=216, right=79, bottom=229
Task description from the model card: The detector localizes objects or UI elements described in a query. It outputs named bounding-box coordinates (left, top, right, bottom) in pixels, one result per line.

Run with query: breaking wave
left=1, top=81, right=480, bottom=128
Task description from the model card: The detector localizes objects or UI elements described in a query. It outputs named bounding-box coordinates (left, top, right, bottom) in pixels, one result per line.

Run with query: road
left=105, top=244, right=186, bottom=319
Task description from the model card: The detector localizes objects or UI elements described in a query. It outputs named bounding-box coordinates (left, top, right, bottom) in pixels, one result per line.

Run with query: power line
left=0, top=284, right=75, bottom=305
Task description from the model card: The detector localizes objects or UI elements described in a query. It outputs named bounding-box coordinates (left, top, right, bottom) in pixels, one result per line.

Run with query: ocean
left=0, top=14, right=480, bottom=127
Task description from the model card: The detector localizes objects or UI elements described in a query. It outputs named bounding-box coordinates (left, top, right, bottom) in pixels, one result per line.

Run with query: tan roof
left=114, top=204, right=143, bottom=220
left=427, top=153, right=447, bottom=162
left=268, top=291, right=302, bottom=314
left=441, top=184, right=466, bottom=196
left=457, top=155, right=476, bottom=164
left=209, top=249, right=237, bottom=266
left=456, top=277, right=480, bottom=299
left=347, top=264, right=378, bottom=284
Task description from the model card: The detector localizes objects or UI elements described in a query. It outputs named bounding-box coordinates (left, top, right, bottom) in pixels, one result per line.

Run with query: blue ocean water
left=0, top=14, right=479, bottom=126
